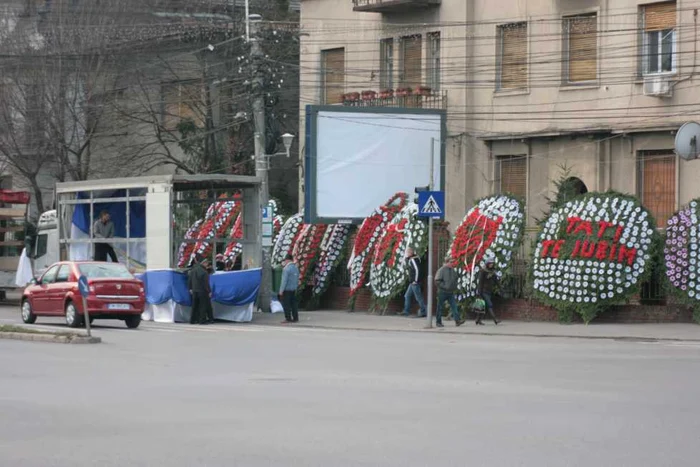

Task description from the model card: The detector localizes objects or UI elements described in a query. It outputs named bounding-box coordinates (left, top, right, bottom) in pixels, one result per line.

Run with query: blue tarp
left=136, top=269, right=262, bottom=307
left=72, top=190, right=146, bottom=237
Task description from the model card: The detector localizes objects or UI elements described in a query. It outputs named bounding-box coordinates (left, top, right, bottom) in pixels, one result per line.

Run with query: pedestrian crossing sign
left=417, top=191, right=445, bottom=219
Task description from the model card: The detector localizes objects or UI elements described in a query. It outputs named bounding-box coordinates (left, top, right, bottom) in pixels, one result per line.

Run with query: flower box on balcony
left=379, top=89, right=394, bottom=99
left=361, top=90, right=377, bottom=101
left=343, top=92, right=360, bottom=102
left=396, top=87, right=412, bottom=97
left=417, top=86, right=432, bottom=96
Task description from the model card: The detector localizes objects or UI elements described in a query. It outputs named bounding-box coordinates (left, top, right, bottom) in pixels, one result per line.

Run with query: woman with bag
left=476, top=256, right=500, bottom=325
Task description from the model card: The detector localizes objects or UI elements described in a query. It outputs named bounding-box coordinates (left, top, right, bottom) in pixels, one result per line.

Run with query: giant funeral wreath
left=664, top=199, right=700, bottom=322
left=447, top=195, right=525, bottom=299
left=532, top=192, right=657, bottom=323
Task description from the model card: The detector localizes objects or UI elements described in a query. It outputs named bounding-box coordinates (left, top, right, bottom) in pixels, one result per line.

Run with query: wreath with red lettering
left=369, top=203, right=428, bottom=305
left=447, top=195, right=525, bottom=298
left=272, top=212, right=304, bottom=268
left=664, top=199, right=700, bottom=322
left=312, top=224, right=352, bottom=298
left=293, top=223, right=329, bottom=289
left=348, top=192, right=408, bottom=298
left=532, top=192, right=658, bottom=323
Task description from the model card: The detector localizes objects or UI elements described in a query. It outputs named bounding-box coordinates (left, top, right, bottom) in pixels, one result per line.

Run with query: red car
left=21, top=261, right=145, bottom=329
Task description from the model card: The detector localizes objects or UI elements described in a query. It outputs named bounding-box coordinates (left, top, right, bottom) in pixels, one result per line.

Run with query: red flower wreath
left=347, top=192, right=408, bottom=296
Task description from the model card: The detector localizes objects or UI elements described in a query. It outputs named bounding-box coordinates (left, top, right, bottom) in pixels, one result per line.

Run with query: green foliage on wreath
left=531, top=191, right=659, bottom=324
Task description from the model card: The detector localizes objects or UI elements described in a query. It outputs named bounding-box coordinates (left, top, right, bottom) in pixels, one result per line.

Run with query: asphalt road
left=1, top=307, right=700, bottom=466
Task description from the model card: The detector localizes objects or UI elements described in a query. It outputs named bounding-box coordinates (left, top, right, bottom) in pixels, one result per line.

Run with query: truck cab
left=30, top=210, right=59, bottom=276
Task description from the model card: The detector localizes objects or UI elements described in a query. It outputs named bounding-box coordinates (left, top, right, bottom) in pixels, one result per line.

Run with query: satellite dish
left=674, top=122, right=700, bottom=161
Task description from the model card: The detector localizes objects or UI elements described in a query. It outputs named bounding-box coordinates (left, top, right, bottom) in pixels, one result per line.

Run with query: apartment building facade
left=299, top=0, right=700, bottom=235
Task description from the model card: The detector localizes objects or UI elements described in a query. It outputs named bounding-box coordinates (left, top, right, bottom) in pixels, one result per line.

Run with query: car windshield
left=78, top=263, right=133, bottom=279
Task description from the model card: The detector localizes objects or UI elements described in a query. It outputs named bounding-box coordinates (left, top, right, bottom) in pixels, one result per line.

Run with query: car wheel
left=21, top=300, right=37, bottom=324
left=124, top=315, right=141, bottom=329
left=65, top=302, right=83, bottom=328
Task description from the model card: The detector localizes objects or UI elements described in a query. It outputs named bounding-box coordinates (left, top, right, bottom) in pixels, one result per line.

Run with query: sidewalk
left=253, top=310, right=700, bottom=342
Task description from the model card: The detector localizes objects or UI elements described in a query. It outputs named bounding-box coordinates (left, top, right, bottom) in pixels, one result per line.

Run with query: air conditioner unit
left=643, top=76, right=672, bottom=97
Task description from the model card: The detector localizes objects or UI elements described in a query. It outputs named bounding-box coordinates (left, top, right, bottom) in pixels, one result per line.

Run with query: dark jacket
left=188, top=263, right=211, bottom=294
left=435, top=265, right=458, bottom=293
left=406, top=256, right=422, bottom=283
left=477, top=268, right=497, bottom=295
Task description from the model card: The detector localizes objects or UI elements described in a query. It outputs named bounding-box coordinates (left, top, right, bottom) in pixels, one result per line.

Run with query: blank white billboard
left=305, top=106, right=445, bottom=224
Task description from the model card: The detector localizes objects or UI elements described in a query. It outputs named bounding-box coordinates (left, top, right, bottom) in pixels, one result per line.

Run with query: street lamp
left=281, top=133, right=295, bottom=158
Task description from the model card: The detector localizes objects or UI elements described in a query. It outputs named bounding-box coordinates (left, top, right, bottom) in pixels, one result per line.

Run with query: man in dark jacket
left=403, top=248, right=426, bottom=318
left=435, top=256, right=464, bottom=327
left=93, top=210, right=118, bottom=263
left=188, top=256, right=214, bottom=325
left=476, top=256, right=500, bottom=325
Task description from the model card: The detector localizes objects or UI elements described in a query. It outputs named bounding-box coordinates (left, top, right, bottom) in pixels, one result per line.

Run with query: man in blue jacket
left=278, top=254, right=300, bottom=323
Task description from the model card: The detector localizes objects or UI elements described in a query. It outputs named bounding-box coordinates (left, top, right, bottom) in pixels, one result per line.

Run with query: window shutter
left=322, top=48, right=345, bottom=104
left=401, top=35, right=422, bottom=89
left=500, top=157, right=527, bottom=198
left=568, top=15, right=597, bottom=82
left=644, top=1, right=676, bottom=32
left=641, top=154, right=676, bottom=227
left=500, top=23, right=527, bottom=89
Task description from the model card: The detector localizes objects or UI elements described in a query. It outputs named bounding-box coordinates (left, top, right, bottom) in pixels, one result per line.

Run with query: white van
left=31, top=210, right=59, bottom=276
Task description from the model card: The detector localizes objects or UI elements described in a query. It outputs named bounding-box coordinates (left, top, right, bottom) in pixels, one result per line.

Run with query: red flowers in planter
left=379, top=89, right=394, bottom=99
left=361, top=90, right=377, bottom=101
left=343, top=92, right=360, bottom=102
left=396, top=87, right=412, bottom=97
left=417, top=86, right=432, bottom=96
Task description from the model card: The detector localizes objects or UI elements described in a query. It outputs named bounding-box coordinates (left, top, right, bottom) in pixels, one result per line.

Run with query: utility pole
left=425, top=138, right=435, bottom=329
left=250, top=14, right=271, bottom=313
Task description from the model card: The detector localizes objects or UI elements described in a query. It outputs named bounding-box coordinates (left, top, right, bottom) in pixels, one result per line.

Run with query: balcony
left=341, top=88, right=446, bottom=110
left=352, top=0, right=441, bottom=13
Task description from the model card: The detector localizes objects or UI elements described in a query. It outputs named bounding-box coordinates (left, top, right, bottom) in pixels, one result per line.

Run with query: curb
left=0, top=332, right=101, bottom=344
left=256, top=322, right=700, bottom=343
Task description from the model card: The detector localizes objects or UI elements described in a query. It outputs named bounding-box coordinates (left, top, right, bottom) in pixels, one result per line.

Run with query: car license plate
left=108, top=303, right=131, bottom=310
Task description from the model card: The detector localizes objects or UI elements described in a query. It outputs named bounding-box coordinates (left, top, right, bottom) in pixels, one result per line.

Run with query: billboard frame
left=304, top=105, right=447, bottom=225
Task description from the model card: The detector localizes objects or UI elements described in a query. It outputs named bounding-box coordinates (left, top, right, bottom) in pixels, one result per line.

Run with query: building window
left=399, top=34, right=422, bottom=89
left=162, top=82, right=203, bottom=130
left=498, top=156, right=527, bottom=199
left=497, top=22, right=527, bottom=90
left=641, top=2, right=676, bottom=75
left=321, top=48, right=345, bottom=104
left=563, top=14, right=597, bottom=83
left=637, top=151, right=676, bottom=227
left=427, top=32, right=440, bottom=91
left=380, top=39, right=393, bottom=90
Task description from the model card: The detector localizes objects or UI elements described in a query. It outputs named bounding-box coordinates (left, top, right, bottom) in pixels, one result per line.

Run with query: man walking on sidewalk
left=435, top=256, right=464, bottom=327
left=476, top=256, right=500, bottom=325
left=403, top=248, right=426, bottom=318
left=279, top=254, right=300, bottom=323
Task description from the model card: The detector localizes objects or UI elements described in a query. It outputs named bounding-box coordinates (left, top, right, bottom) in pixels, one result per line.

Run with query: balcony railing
left=352, top=0, right=441, bottom=13
left=341, top=88, right=447, bottom=110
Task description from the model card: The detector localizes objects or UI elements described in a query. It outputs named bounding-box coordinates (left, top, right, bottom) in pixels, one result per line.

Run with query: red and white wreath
left=190, top=200, right=238, bottom=264
left=347, top=193, right=408, bottom=296
left=369, top=203, right=427, bottom=301
left=292, top=223, right=328, bottom=288
left=448, top=195, right=525, bottom=298
left=177, top=219, right=203, bottom=268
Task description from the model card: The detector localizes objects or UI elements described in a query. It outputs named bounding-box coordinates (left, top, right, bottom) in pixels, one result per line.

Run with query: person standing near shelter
left=476, top=256, right=500, bottom=325
left=278, top=254, right=300, bottom=323
left=93, top=210, right=118, bottom=263
left=403, top=247, right=426, bottom=318
left=188, top=256, right=214, bottom=325
left=435, top=256, right=465, bottom=327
